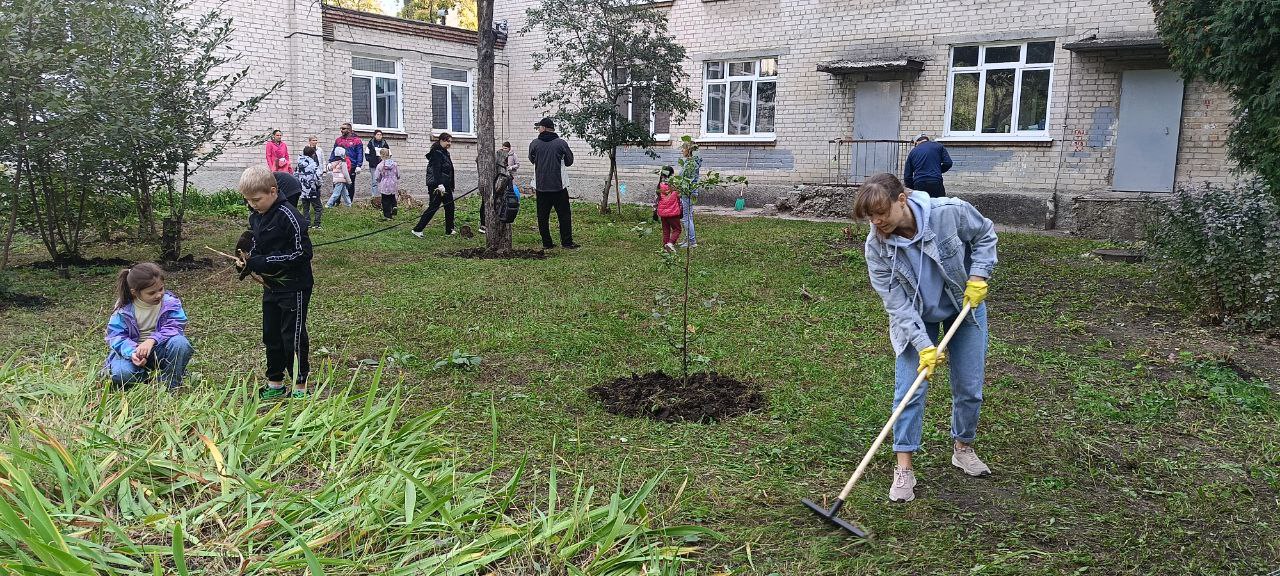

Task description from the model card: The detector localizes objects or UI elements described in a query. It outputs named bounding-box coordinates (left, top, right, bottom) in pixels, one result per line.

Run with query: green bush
left=1147, top=181, right=1280, bottom=331
left=160, top=187, right=247, bottom=218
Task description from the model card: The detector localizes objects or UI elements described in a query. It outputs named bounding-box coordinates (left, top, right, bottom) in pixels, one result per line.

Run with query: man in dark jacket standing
left=903, top=134, right=953, bottom=198
left=528, top=117, right=578, bottom=249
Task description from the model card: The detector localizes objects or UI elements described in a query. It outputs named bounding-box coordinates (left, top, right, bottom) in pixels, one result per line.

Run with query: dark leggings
left=414, top=191, right=455, bottom=233
left=381, top=194, right=397, bottom=218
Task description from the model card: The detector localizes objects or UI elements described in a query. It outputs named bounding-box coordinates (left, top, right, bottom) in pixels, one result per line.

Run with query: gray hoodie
left=528, top=131, right=574, bottom=192
left=865, top=190, right=998, bottom=355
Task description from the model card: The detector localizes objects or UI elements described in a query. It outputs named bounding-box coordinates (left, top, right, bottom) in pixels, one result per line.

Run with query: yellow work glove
left=963, top=278, right=988, bottom=308
left=917, top=346, right=946, bottom=378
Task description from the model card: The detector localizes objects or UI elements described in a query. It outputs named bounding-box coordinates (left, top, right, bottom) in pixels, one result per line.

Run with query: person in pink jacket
left=265, top=129, right=292, bottom=174
left=656, top=182, right=683, bottom=252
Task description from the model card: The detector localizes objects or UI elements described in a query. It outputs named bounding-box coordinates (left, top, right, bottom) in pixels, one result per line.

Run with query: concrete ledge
left=1071, top=191, right=1171, bottom=240
left=768, top=184, right=1056, bottom=229
left=950, top=189, right=1054, bottom=230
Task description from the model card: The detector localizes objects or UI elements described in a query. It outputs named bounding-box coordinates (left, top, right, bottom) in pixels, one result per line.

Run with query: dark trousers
left=301, top=195, right=323, bottom=227
left=415, top=191, right=455, bottom=233
left=380, top=193, right=397, bottom=218
left=913, top=178, right=946, bottom=198
left=263, top=289, right=311, bottom=385
left=536, top=188, right=573, bottom=247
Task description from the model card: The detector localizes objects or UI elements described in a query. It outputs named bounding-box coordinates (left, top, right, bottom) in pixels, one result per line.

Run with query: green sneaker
left=289, top=389, right=310, bottom=399
left=259, top=385, right=288, bottom=400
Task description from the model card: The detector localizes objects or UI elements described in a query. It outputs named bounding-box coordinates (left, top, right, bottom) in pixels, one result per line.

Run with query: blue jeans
left=109, top=334, right=194, bottom=390
left=680, top=196, right=696, bottom=244
left=891, top=304, right=987, bottom=452
left=326, top=183, right=351, bottom=207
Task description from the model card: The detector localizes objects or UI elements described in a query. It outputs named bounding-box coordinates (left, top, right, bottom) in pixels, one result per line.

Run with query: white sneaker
left=952, top=445, right=992, bottom=477
left=410, top=230, right=423, bottom=238
left=663, top=243, right=675, bottom=253
left=447, top=230, right=457, bottom=236
left=479, top=226, right=487, bottom=234
left=889, top=466, right=917, bottom=503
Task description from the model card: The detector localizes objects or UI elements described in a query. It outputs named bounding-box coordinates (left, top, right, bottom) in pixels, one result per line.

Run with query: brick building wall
left=185, top=0, right=508, bottom=197
left=493, top=0, right=1240, bottom=227
left=185, top=0, right=1238, bottom=228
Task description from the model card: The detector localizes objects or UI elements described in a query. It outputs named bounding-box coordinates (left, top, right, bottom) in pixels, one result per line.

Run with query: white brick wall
left=186, top=0, right=1238, bottom=204
left=186, top=0, right=508, bottom=195
left=493, top=0, right=1238, bottom=204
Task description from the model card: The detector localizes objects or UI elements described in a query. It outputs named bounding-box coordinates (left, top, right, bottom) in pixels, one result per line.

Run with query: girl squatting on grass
left=237, top=165, right=315, bottom=400
left=105, top=263, right=194, bottom=390
left=854, top=172, right=997, bottom=503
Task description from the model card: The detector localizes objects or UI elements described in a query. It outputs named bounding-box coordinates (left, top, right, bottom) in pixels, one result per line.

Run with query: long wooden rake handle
left=836, top=303, right=975, bottom=501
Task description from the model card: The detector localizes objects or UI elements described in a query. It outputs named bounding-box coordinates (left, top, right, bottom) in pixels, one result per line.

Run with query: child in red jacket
left=656, top=182, right=683, bottom=252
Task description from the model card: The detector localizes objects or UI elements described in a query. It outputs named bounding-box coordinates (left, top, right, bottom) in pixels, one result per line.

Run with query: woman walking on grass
left=411, top=133, right=456, bottom=237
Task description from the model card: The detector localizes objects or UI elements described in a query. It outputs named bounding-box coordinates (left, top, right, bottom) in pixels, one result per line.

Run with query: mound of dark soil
left=0, top=292, right=52, bottom=311
left=450, top=247, right=547, bottom=260
left=589, top=371, right=765, bottom=423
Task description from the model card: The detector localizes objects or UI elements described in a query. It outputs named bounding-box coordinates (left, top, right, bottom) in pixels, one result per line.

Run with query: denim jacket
left=865, top=191, right=997, bottom=356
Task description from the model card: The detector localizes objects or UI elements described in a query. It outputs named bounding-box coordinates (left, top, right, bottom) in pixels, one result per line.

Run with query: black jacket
left=425, top=144, right=455, bottom=193
left=274, top=172, right=302, bottom=206
left=367, top=139, right=390, bottom=171
left=247, top=196, right=314, bottom=293
left=528, top=131, right=574, bottom=192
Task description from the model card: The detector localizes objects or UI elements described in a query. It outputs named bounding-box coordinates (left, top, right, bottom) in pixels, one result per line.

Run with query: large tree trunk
left=477, top=0, right=507, bottom=253
left=161, top=216, right=182, bottom=263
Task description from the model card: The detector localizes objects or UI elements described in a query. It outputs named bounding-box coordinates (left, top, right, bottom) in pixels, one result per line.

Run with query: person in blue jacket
left=903, top=133, right=953, bottom=198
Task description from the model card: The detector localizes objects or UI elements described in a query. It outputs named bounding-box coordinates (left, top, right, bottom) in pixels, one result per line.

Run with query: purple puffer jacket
left=104, top=292, right=188, bottom=367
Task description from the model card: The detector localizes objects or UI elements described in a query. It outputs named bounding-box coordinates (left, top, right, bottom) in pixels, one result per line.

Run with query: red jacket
left=656, top=189, right=682, bottom=218
left=265, top=140, right=292, bottom=173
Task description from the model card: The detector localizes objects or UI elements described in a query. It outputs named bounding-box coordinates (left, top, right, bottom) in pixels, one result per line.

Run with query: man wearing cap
left=528, top=117, right=578, bottom=249
left=903, top=133, right=953, bottom=198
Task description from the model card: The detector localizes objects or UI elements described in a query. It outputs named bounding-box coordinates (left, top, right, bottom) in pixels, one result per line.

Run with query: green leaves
left=0, top=363, right=716, bottom=574
left=1152, top=0, right=1280, bottom=193
left=433, top=348, right=483, bottom=370
left=522, top=0, right=698, bottom=155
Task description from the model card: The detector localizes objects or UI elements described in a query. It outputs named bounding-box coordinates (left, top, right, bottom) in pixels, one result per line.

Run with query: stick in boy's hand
left=203, top=245, right=267, bottom=286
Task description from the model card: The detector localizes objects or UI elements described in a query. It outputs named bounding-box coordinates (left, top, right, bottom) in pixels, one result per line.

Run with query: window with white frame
left=613, top=67, right=671, bottom=140
left=430, top=66, right=473, bottom=135
left=945, top=41, right=1055, bottom=138
left=351, top=56, right=402, bottom=131
left=702, top=58, right=776, bottom=139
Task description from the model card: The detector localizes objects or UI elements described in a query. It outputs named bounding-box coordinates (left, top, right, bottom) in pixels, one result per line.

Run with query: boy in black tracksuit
left=237, top=166, right=315, bottom=399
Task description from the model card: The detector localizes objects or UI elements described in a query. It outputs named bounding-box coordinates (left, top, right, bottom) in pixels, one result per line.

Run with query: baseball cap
left=535, top=117, right=555, bottom=130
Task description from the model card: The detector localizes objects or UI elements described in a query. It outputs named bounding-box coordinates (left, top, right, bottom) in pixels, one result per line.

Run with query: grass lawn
left=2, top=199, right=1278, bottom=574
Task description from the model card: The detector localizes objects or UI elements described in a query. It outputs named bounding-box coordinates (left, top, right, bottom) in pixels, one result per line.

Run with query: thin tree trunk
left=477, top=0, right=507, bottom=253
left=682, top=241, right=691, bottom=385
left=24, top=159, right=56, bottom=262
left=1, top=163, right=22, bottom=270
left=600, top=152, right=616, bottom=215
left=612, top=151, right=622, bottom=217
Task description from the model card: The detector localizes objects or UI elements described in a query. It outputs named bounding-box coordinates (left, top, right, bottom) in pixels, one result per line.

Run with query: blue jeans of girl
left=679, top=196, right=696, bottom=244
left=327, top=183, right=351, bottom=207
left=109, top=334, right=194, bottom=390
left=891, top=303, right=987, bottom=452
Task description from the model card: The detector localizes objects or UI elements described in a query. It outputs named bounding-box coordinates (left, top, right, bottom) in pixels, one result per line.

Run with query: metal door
left=1113, top=69, right=1184, bottom=192
left=853, top=81, right=903, bottom=182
